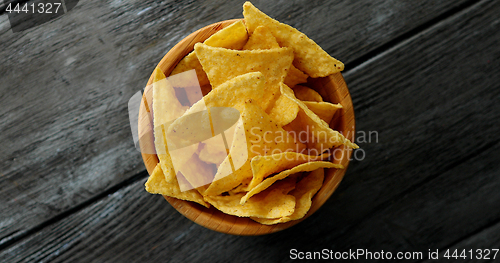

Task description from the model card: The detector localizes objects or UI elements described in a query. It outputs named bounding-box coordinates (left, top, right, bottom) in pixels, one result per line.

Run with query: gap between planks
left=343, top=0, right=482, bottom=74
left=335, top=139, right=500, bottom=253
left=0, top=170, right=149, bottom=251
left=0, top=0, right=489, bottom=253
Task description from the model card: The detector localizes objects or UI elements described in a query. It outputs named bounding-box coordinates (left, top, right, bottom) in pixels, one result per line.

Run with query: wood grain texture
left=300, top=0, right=500, bottom=253
left=0, top=0, right=477, bottom=243
left=1, top=0, right=499, bottom=261
left=0, top=0, right=495, bottom=258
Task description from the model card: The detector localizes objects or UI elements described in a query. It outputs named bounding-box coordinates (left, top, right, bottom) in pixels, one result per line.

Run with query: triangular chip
left=204, top=20, right=248, bottom=49
left=152, top=68, right=195, bottom=183
left=251, top=168, right=324, bottom=224
left=145, top=163, right=209, bottom=208
left=166, top=72, right=266, bottom=145
left=293, top=85, right=323, bottom=102
left=243, top=25, right=308, bottom=88
left=243, top=1, right=344, bottom=77
left=247, top=152, right=330, bottom=190
left=204, top=100, right=306, bottom=195
left=303, top=101, right=342, bottom=124
left=240, top=26, right=302, bottom=126
left=171, top=20, right=249, bottom=87
left=204, top=186, right=295, bottom=219
left=243, top=25, right=280, bottom=50
left=195, top=43, right=293, bottom=110
left=266, top=92, right=299, bottom=127
left=281, top=82, right=358, bottom=151
left=241, top=161, right=342, bottom=204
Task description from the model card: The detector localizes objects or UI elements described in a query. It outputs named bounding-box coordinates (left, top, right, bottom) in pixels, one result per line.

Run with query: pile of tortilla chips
left=145, top=2, right=358, bottom=225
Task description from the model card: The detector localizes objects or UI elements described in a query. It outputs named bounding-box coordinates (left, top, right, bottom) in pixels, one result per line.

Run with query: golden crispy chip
left=266, top=92, right=299, bottom=127
left=241, top=26, right=300, bottom=126
left=285, top=66, right=309, bottom=88
left=195, top=43, right=293, bottom=110
left=175, top=151, right=216, bottom=193
left=241, top=161, right=341, bottom=204
left=293, top=85, right=323, bottom=102
left=198, top=72, right=267, bottom=113
left=168, top=69, right=204, bottom=106
left=204, top=118, right=251, bottom=195
left=152, top=68, right=193, bottom=182
left=243, top=25, right=280, bottom=50
left=167, top=72, right=266, bottom=145
left=145, top=163, right=210, bottom=208
left=204, top=186, right=295, bottom=219
left=303, top=101, right=342, bottom=124
left=251, top=168, right=324, bottom=224
left=204, top=20, right=249, bottom=50
left=247, top=152, right=330, bottom=190
left=170, top=21, right=249, bottom=88
left=228, top=177, right=252, bottom=195
left=243, top=25, right=308, bottom=89
left=163, top=73, right=267, bottom=192
left=243, top=1, right=344, bottom=77
left=281, top=82, right=358, bottom=150
left=199, top=135, right=229, bottom=165
left=170, top=52, right=210, bottom=88
left=205, top=100, right=306, bottom=195
left=195, top=43, right=292, bottom=88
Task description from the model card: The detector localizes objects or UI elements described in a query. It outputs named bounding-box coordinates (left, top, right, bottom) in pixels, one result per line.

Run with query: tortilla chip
left=240, top=27, right=300, bottom=126
left=152, top=68, right=193, bottom=183
left=243, top=25, right=308, bottom=89
left=145, top=163, right=210, bottom=208
left=204, top=186, right=295, bottom=219
left=247, top=152, right=330, bottom=190
left=166, top=72, right=265, bottom=149
left=293, top=85, right=323, bottom=102
left=243, top=25, right=280, bottom=50
left=241, top=161, right=342, bottom=204
left=170, top=20, right=249, bottom=88
left=303, top=101, right=342, bottom=124
left=204, top=20, right=248, bottom=50
left=170, top=52, right=210, bottom=88
left=266, top=92, right=300, bottom=127
left=204, top=99, right=306, bottom=195
left=285, top=66, right=309, bottom=88
left=243, top=1, right=344, bottom=77
left=281, top=82, right=358, bottom=150
left=195, top=43, right=293, bottom=110
left=175, top=150, right=216, bottom=192
left=168, top=69, right=204, bottom=106
left=199, top=133, right=229, bottom=165
left=251, top=168, right=324, bottom=224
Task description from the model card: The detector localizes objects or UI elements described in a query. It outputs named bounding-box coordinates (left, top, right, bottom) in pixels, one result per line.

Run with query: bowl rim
left=139, top=19, right=355, bottom=235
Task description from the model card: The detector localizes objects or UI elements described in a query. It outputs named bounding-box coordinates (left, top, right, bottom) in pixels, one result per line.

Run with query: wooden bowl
left=139, top=19, right=355, bottom=235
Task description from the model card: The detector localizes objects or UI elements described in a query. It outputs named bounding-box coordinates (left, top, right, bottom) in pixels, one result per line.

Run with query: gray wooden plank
left=0, top=0, right=482, bottom=248
left=322, top=141, right=500, bottom=261
left=308, top=0, right=500, bottom=250
left=1, top=0, right=499, bottom=262
left=1, top=145, right=498, bottom=262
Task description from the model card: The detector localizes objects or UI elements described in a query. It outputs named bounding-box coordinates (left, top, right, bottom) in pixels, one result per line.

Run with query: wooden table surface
left=1, top=0, right=499, bottom=262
